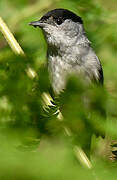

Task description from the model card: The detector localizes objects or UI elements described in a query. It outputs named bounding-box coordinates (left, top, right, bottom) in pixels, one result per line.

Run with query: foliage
left=0, top=0, right=117, bottom=179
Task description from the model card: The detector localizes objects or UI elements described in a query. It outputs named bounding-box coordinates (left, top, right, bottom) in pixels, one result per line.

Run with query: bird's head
left=29, top=9, right=84, bottom=48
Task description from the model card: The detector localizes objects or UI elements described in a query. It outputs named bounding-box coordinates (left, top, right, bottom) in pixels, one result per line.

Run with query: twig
left=42, top=92, right=92, bottom=169
left=0, top=17, right=36, bottom=79
left=0, top=17, right=24, bottom=55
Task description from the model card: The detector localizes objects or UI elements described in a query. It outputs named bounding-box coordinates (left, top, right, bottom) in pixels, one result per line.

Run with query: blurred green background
left=0, top=0, right=117, bottom=179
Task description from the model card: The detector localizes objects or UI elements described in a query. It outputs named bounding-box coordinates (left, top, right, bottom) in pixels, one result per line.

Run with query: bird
left=29, top=8, right=103, bottom=94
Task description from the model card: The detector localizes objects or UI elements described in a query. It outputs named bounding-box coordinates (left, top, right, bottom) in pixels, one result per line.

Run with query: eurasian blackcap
left=29, top=8, right=103, bottom=94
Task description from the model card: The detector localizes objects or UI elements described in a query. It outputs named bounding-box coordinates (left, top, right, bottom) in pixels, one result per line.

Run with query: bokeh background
left=0, top=0, right=117, bottom=179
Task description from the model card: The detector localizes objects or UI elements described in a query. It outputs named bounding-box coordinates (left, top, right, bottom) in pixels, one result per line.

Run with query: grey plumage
left=29, top=8, right=103, bottom=94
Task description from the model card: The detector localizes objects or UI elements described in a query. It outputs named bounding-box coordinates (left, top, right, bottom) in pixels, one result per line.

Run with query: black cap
left=40, top=8, right=83, bottom=24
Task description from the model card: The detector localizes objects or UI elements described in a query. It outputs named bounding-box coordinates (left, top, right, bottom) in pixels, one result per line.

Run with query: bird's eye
left=56, top=18, right=63, bottom=25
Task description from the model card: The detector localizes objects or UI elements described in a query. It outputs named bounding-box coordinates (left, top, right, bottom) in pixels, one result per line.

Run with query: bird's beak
left=29, top=20, right=45, bottom=28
